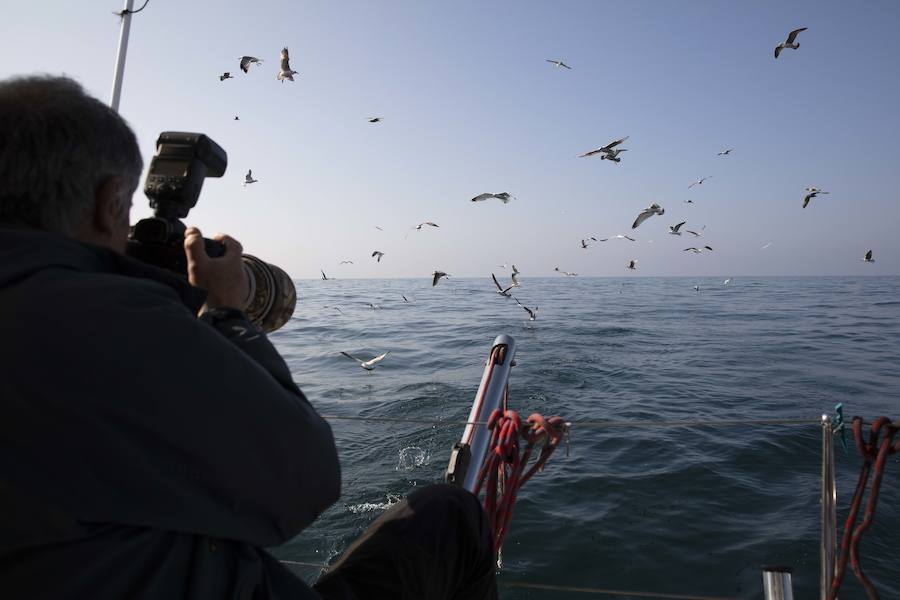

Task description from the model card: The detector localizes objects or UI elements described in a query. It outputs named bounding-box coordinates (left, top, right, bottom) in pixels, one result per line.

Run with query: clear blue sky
left=4, top=0, right=899, bottom=277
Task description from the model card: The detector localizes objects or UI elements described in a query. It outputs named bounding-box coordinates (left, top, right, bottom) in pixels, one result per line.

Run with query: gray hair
left=0, top=75, right=143, bottom=235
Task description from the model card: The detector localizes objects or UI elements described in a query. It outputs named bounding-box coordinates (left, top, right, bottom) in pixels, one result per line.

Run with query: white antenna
left=109, top=0, right=135, bottom=112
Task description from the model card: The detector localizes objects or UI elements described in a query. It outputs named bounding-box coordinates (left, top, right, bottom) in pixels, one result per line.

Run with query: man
left=0, top=76, right=496, bottom=599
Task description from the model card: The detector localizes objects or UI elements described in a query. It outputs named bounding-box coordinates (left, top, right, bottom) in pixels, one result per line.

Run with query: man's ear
left=92, top=177, right=123, bottom=235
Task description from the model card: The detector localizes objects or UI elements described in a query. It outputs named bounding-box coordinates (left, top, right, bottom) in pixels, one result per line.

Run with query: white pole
left=109, top=0, right=135, bottom=112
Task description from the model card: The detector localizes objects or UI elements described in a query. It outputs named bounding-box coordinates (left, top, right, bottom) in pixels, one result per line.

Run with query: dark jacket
left=0, top=227, right=339, bottom=599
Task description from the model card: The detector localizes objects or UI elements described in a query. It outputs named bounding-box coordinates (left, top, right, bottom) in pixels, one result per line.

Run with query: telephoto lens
left=240, top=255, right=296, bottom=332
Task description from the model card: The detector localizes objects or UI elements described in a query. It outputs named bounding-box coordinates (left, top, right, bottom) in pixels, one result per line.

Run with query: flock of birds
left=218, top=28, right=878, bottom=373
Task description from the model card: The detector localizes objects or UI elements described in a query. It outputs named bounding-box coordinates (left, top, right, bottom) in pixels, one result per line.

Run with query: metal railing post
left=820, top=414, right=837, bottom=600
left=444, top=335, right=516, bottom=492
left=763, top=566, right=794, bottom=600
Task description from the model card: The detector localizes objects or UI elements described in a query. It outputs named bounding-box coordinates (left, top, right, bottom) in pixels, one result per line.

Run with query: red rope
left=474, top=402, right=567, bottom=553
left=829, top=416, right=900, bottom=600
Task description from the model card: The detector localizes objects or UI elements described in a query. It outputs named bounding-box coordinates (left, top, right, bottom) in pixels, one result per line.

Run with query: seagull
left=414, top=222, right=439, bottom=230
left=685, top=230, right=702, bottom=237
left=432, top=271, right=449, bottom=286
left=321, top=269, right=329, bottom=280
left=471, top=192, right=514, bottom=203
left=669, top=222, right=686, bottom=235
left=233, top=116, right=240, bottom=120
left=717, top=149, right=733, bottom=156
left=340, top=260, right=354, bottom=265
left=600, top=148, right=628, bottom=163
left=580, top=237, right=597, bottom=249
left=775, top=27, right=807, bottom=59
left=723, top=277, right=733, bottom=286
left=510, top=270, right=521, bottom=287
left=374, top=226, right=384, bottom=231
left=332, top=306, right=344, bottom=314
left=554, top=266, right=578, bottom=276
left=340, top=351, right=390, bottom=371
left=579, top=136, right=629, bottom=158
left=688, top=177, right=712, bottom=189
left=366, top=302, right=380, bottom=310
left=511, top=264, right=520, bottom=275
left=513, top=297, right=538, bottom=321
left=368, top=117, right=383, bottom=123
left=760, top=242, right=773, bottom=250
left=243, top=170, right=258, bottom=186
left=632, top=203, right=665, bottom=229
left=684, top=246, right=714, bottom=253
left=277, top=48, right=299, bottom=82
left=219, top=72, right=234, bottom=81
left=626, top=259, right=638, bottom=270
left=239, top=56, right=263, bottom=73
left=862, top=250, right=875, bottom=263
left=693, top=285, right=701, bottom=292
left=372, top=250, right=385, bottom=262
left=599, top=234, right=637, bottom=242
left=402, top=294, right=410, bottom=302
left=545, top=59, right=572, bottom=70
left=803, top=187, right=828, bottom=208
left=492, top=273, right=516, bottom=297
left=685, top=199, right=694, bottom=204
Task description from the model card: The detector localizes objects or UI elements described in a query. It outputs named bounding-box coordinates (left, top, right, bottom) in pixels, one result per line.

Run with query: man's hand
left=184, top=227, right=251, bottom=312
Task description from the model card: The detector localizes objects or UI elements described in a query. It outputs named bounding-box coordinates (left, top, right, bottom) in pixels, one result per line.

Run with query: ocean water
left=268, top=276, right=900, bottom=599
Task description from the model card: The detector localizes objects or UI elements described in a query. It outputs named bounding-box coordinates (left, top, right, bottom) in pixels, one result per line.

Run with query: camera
left=126, top=132, right=296, bottom=332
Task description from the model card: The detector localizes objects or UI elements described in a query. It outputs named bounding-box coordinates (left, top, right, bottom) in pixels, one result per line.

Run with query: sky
left=3, top=0, right=899, bottom=277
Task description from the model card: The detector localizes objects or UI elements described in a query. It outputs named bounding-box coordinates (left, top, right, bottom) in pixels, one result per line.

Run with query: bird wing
left=704, top=246, right=714, bottom=251
left=321, top=270, right=327, bottom=279
left=603, top=136, right=629, bottom=151
left=865, top=250, right=873, bottom=260
left=684, top=247, right=697, bottom=252
left=686, top=230, right=700, bottom=237
left=368, top=352, right=390, bottom=366
left=432, top=272, right=442, bottom=286
left=240, top=57, right=250, bottom=72
left=424, top=222, right=438, bottom=227
left=471, top=193, right=492, bottom=202
left=280, top=48, right=291, bottom=71
left=491, top=273, right=503, bottom=291
left=786, top=27, right=807, bottom=44
left=578, top=148, right=603, bottom=158
left=340, top=351, right=364, bottom=364
left=803, top=194, right=812, bottom=208
left=245, top=170, right=253, bottom=181
left=673, top=221, right=685, bottom=232
left=511, top=272, right=520, bottom=286
left=545, top=59, right=558, bottom=65
left=560, top=62, right=572, bottom=69
left=632, top=209, right=652, bottom=229
left=774, top=45, right=782, bottom=59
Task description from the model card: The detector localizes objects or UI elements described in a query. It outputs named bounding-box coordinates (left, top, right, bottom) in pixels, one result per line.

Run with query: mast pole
left=109, top=0, right=135, bottom=112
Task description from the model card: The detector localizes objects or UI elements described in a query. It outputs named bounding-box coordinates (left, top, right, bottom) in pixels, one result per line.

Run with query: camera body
left=126, top=132, right=296, bottom=332
left=126, top=132, right=226, bottom=275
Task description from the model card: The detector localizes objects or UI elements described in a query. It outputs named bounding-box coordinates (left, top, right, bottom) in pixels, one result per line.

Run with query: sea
left=266, top=276, right=900, bottom=600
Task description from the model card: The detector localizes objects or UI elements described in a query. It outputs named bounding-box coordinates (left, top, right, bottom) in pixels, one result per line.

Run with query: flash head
left=144, top=132, right=227, bottom=219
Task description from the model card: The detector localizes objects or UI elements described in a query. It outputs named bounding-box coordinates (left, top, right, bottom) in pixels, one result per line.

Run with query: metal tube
left=763, top=566, right=794, bottom=600
left=820, top=414, right=837, bottom=600
left=451, top=335, right=516, bottom=492
left=109, top=0, right=135, bottom=112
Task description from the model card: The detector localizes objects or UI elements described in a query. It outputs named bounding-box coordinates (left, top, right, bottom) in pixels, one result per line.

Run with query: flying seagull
left=471, top=192, right=514, bottom=203
left=402, top=294, right=409, bottom=302
left=432, top=271, right=449, bottom=286
left=761, top=242, right=773, bottom=250
left=723, top=277, right=733, bottom=286
left=545, top=59, right=572, bottom=69
left=239, top=56, right=263, bottom=73
left=414, top=222, right=439, bottom=230
left=510, top=270, right=521, bottom=287
left=693, top=285, right=701, bottom=292
left=684, top=246, right=714, bottom=253
left=372, top=250, right=385, bottom=262
left=688, top=177, right=712, bottom=189
left=669, top=222, right=686, bottom=235
left=554, top=266, right=578, bottom=277
left=368, top=117, right=382, bottom=123
left=321, top=269, right=329, bottom=280
left=277, top=47, right=299, bottom=82
left=717, top=149, right=733, bottom=156
left=219, top=72, right=234, bottom=81
left=626, top=259, right=638, bottom=270
left=233, top=116, right=240, bottom=120
left=632, top=203, right=665, bottom=229
left=340, top=260, right=354, bottom=265
left=366, top=302, right=380, bottom=310
left=580, top=237, right=598, bottom=249
left=579, top=136, right=629, bottom=158
left=243, top=170, right=258, bottom=186
left=685, top=199, right=694, bottom=204
left=513, top=297, right=538, bottom=321
left=803, top=187, right=828, bottom=208
left=491, top=273, right=516, bottom=297
left=599, top=234, right=637, bottom=242
left=685, top=230, right=702, bottom=237
left=340, top=351, right=390, bottom=371
left=374, top=226, right=384, bottom=231
left=862, top=250, right=875, bottom=263
left=775, top=27, right=807, bottom=59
